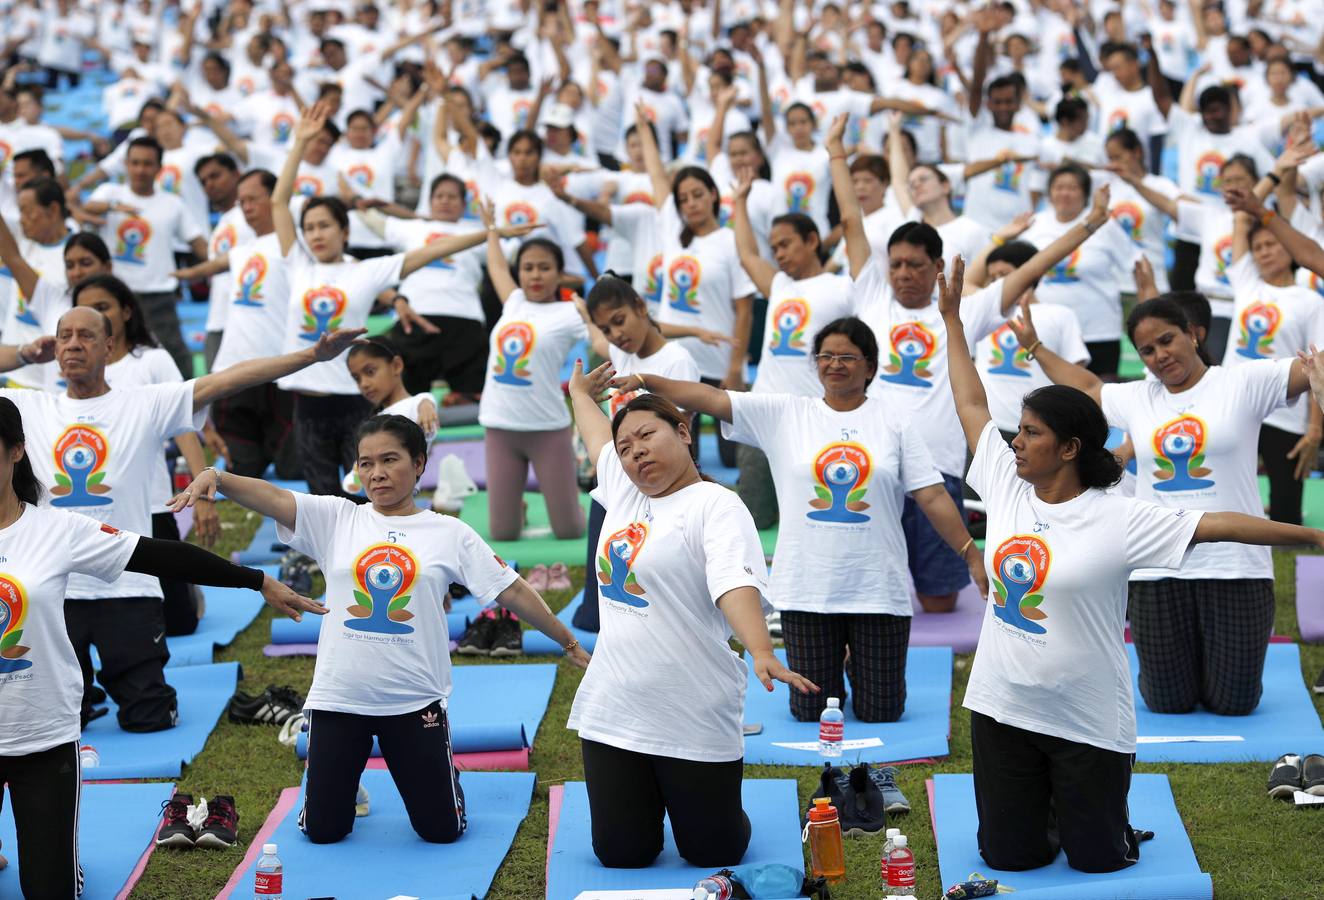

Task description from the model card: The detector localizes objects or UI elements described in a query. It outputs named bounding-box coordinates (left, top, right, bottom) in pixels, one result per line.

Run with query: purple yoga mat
left=417, top=440, right=539, bottom=492
left=1295, top=555, right=1324, bottom=643
left=908, top=583, right=984, bottom=653
left=174, top=506, right=193, bottom=538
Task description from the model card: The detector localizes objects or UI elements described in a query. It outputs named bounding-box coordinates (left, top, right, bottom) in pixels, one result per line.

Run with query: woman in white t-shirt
left=174, top=414, right=587, bottom=848
left=1104, top=128, right=1186, bottom=294
left=565, top=360, right=815, bottom=869
left=1009, top=293, right=1320, bottom=717
left=940, top=259, right=1324, bottom=875
left=765, top=103, right=833, bottom=234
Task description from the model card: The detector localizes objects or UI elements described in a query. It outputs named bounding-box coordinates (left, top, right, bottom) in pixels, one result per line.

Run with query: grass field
left=126, top=503, right=1324, bottom=899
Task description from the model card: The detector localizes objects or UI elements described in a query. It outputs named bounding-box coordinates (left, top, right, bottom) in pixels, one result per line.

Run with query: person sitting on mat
left=939, top=256, right=1324, bottom=874
left=171, top=414, right=590, bottom=846
left=0, top=396, right=320, bottom=899
left=566, top=360, right=817, bottom=869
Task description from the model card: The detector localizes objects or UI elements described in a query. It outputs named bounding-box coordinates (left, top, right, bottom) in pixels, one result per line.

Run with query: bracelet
left=829, top=153, right=847, bottom=161
left=201, top=465, right=222, bottom=493
left=16, top=344, right=34, bottom=365
left=1024, top=339, right=1043, bottom=360
left=635, top=373, right=646, bottom=392
left=392, top=294, right=410, bottom=306
left=1261, top=209, right=1278, bottom=226
left=959, top=537, right=975, bottom=556
left=1083, top=220, right=1099, bottom=234
left=563, top=639, right=580, bottom=654
left=1267, top=171, right=1282, bottom=187
left=991, top=235, right=1006, bottom=247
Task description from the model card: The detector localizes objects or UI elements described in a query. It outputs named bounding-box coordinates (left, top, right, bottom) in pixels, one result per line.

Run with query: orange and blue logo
left=807, top=442, right=872, bottom=523
left=235, top=254, right=267, bottom=307
left=157, top=164, right=182, bottom=193
left=1106, top=109, right=1129, bottom=132
left=768, top=299, right=809, bottom=356
left=237, top=77, right=257, bottom=96
left=504, top=202, right=538, bottom=227
left=1195, top=151, right=1226, bottom=195
left=50, top=425, right=112, bottom=507
left=667, top=256, right=702, bottom=314
left=597, top=522, right=648, bottom=607
left=642, top=254, right=664, bottom=307
left=462, top=179, right=482, bottom=220
left=423, top=232, right=457, bottom=270
left=0, top=140, right=12, bottom=172
left=512, top=99, right=533, bottom=130
left=113, top=218, right=151, bottom=265
left=1153, top=414, right=1215, bottom=491
left=346, top=164, right=374, bottom=189
left=1043, top=247, right=1081, bottom=284
left=1213, top=234, right=1234, bottom=284
left=993, top=161, right=1023, bottom=192
left=623, top=190, right=653, bottom=206
left=1307, top=272, right=1324, bottom=298
left=299, top=285, right=347, bottom=341
left=272, top=112, right=295, bottom=143
left=1111, top=202, right=1145, bottom=244
left=1235, top=300, right=1282, bottom=359
left=719, top=193, right=734, bottom=228
left=293, top=175, right=324, bottom=197
left=880, top=321, right=937, bottom=387
left=784, top=172, right=815, bottom=213
left=212, top=223, right=237, bottom=257
left=0, top=576, right=30, bottom=673
left=992, top=535, right=1051, bottom=634
left=492, top=321, right=536, bottom=386
left=987, top=323, right=1031, bottom=377
left=345, top=543, right=419, bottom=635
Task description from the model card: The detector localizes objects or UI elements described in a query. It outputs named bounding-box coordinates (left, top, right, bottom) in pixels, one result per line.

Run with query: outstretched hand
left=571, top=358, right=615, bottom=401
left=1006, top=295, right=1040, bottom=349
left=751, top=650, right=819, bottom=694
left=937, top=255, right=965, bottom=318
left=168, top=467, right=220, bottom=511
left=313, top=327, right=370, bottom=361
left=260, top=574, right=327, bottom=623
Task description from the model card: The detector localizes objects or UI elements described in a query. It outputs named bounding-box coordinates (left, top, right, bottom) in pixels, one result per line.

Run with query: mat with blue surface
left=547, top=779, right=803, bottom=900
left=0, top=781, right=174, bottom=899
left=1131, top=643, right=1324, bottom=762
left=740, top=647, right=952, bottom=765
left=522, top=589, right=599, bottom=654
left=225, top=769, right=533, bottom=900
left=162, top=569, right=273, bottom=667
left=930, top=773, right=1212, bottom=899
left=293, top=662, right=557, bottom=759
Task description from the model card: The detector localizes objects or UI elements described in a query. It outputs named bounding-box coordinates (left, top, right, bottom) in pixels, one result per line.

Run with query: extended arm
left=732, top=182, right=777, bottom=296
left=720, top=585, right=818, bottom=693
left=567, top=359, right=614, bottom=460
left=169, top=467, right=298, bottom=532
left=1193, top=511, right=1324, bottom=547
left=998, top=187, right=1112, bottom=314
left=191, top=328, right=365, bottom=409
left=826, top=113, right=870, bottom=278
left=492, top=578, right=589, bottom=664
left=1226, top=188, right=1324, bottom=277
left=0, top=214, right=38, bottom=299
left=938, top=259, right=994, bottom=451
left=625, top=372, right=733, bottom=422
left=274, top=102, right=332, bottom=255
left=634, top=102, right=671, bottom=209
left=1006, top=298, right=1105, bottom=405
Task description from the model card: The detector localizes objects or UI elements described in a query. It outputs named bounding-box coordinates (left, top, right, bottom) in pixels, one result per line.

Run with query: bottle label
left=888, top=861, right=915, bottom=887
left=819, top=721, right=843, bottom=742
left=255, top=871, right=282, bottom=895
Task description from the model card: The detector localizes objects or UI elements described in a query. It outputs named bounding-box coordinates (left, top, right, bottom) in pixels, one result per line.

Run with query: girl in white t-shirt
left=940, top=259, right=1324, bottom=875
left=341, top=338, right=441, bottom=495
left=565, top=360, right=815, bottom=869
left=1009, top=294, right=1320, bottom=717
left=173, top=415, right=587, bottom=849
left=1104, top=128, right=1186, bottom=294
left=765, top=104, right=833, bottom=234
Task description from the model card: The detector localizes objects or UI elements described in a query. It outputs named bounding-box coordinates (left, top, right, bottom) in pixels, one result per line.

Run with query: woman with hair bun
left=941, top=258, right=1324, bottom=876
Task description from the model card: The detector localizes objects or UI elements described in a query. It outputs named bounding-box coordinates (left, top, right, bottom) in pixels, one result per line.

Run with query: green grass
left=127, top=506, right=1324, bottom=898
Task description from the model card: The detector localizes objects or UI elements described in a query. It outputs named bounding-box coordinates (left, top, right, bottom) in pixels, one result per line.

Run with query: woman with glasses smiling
left=627, top=317, right=986, bottom=724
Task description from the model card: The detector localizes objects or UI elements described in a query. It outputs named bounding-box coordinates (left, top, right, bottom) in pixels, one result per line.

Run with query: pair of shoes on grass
left=813, top=762, right=910, bottom=836
left=227, top=684, right=305, bottom=726
left=456, top=609, right=522, bottom=656
left=524, top=563, right=571, bottom=593
left=155, top=794, right=239, bottom=849
left=1268, top=753, right=1324, bottom=800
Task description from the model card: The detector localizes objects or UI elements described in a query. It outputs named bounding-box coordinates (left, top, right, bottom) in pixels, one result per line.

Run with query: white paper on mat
left=769, top=737, right=885, bottom=751
left=1293, top=791, right=1324, bottom=806
left=1135, top=735, right=1245, bottom=744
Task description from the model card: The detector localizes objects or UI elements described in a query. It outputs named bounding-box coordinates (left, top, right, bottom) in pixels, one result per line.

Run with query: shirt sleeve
left=1236, top=357, right=1295, bottom=420
left=451, top=519, right=520, bottom=604
left=966, top=418, right=1021, bottom=505
left=896, top=417, right=944, bottom=493
left=145, top=381, right=206, bottom=436
left=1124, top=498, right=1203, bottom=571
left=1225, top=254, right=1259, bottom=296
left=1174, top=199, right=1204, bottom=243
left=722, top=390, right=785, bottom=450
left=62, top=512, right=141, bottom=583
left=589, top=441, right=634, bottom=511
left=275, top=491, right=350, bottom=562
left=1099, top=381, right=1137, bottom=431
left=699, top=490, right=769, bottom=612
left=364, top=252, right=407, bottom=293
left=850, top=256, right=888, bottom=324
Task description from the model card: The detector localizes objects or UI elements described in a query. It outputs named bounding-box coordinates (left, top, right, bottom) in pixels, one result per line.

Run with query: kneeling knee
left=594, top=841, right=661, bottom=869
left=304, top=821, right=352, bottom=845
left=1203, top=696, right=1259, bottom=717
left=414, top=822, right=463, bottom=844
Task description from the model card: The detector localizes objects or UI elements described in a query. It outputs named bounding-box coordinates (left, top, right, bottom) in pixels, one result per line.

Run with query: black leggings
left=1259, top=423, right=1307, bottom=525
left=580, top=738, right=750, bottom=869
left=293, top=392, right=374, bottom=499
left=301, top=701, right=465, bottom=845
left=1, top=741, right=82, bottom=899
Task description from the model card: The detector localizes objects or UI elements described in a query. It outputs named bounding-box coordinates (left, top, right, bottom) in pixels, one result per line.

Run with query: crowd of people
left=1, top=0, right=1324, bottom=893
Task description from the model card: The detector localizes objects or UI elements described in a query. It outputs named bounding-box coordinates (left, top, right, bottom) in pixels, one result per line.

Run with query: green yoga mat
left=1119, top=336, right=1145, bottom=381
left=1260, top=475, right=1324, bottom=529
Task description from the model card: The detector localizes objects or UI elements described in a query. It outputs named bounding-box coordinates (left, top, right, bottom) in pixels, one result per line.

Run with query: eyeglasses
left=813, top=353, right=863, bottom=365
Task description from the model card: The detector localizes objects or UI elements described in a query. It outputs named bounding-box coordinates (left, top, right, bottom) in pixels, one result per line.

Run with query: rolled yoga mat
left=521, top=590, right=599, bottom=655
left=162, top=566, right=277, bottom=667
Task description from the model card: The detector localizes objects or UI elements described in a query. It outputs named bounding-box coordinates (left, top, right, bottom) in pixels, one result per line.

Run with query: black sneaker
left=1314, top=667, right=1324, bottom=695
left=489, top=610, right=523, bottom=657
left=227, top=685, right=305, bottom=726
left=278, top=551, right=318, bottom=595
left=833, top=764, right=887, bottom=836
left=867, top=764, right=911, bottom=814
left=195, top=795, right=239, bottom=849
left=1268, top=753, right=1303, bottom=800
left=456, top=614, right=496, bottom=656
left=812, top=762, right=849, bottom=815
left=1303, top=754, right=1324, bottom=796
left=155, top=793, right=195, bottom=848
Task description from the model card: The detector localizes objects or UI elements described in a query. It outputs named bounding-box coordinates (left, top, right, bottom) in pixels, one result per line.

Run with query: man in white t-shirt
left=623, top=58, right=689, bottom=161
left=192, top=154, right=249, bottom=369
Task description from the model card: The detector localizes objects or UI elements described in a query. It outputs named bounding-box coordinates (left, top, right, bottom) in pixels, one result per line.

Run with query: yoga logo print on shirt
left=113, top=219, right=152, bottom=265
left=768, top=299, right=809, bottom=356
left=1213, top=235, right=1234, bottom=284
left=346, top=164, right=374, bottom=189
left=299, top=285, right=347, bottom=341
left=1043, top=248, right=1081, bottom=284
left=598, top=522, right=648, bottom=608
left=784, top=172, right=814, bottom=213
left=718, top=194, right=734, bottom=228
left=0, top=140, right=12, bottom=172
left=50, top=425, right=112, bottom=507
left=667, top=256, right=702, bottom=314
left=0, top=576, right=31, bottom=674
left=293, top=175, right=323, bottom=197
left=992, top=161, right=1023, bottom=193
left=504, top=202, right=538, bottom=227
left=1111, top=202, right=1145, bottom=243
left=464, top=180, right=483, bottom=220
left=880, top=321, right=937, bottom=387
left=1106, top=109, right=1130, bottom=132
left=157, top=164, right=182, bottom=194
left=492, top=321, right=536, bottom=386
left=346, top=543, right=419, bottom=635
left=512, top=99, right=533, bottom=130
left=987, top=323, right=1031, bottom=377
left=213, top=223, right=238, bottom=256
left=643, top=254, right=664, bottom=306
left=235, top=254, right=268, bottom=307
left=423, top=233, right=457, bottom=270
left=1235, top=301, right=1281, bottom=359
left=992, top=535, right=1051, bottom=635
left=807, top=442, right=872, bottom=523
left=1152, top=414, right=1216, bottom=492
left=1306, top=272, right=1324, bottom=298
left=272, top=112, right=295, bottom=143
left=1195, top=151, right=1225, bottom=195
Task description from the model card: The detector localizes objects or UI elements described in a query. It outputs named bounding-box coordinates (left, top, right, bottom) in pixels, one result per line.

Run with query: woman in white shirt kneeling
left=566, top=362, right=816, bottom=868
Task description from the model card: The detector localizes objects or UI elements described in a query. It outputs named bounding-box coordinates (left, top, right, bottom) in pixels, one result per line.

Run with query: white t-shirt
left=1095, top=82, right=1166, bottom=140
left=1176, top=200, right=1235, bottom=306
left=213, top=233, right=292, bottom=373
left=1222, top=256, right=1324, bottom=434
left=277, top=494, right=518, bottom=716
left=624, top=86, right=689, bottom=161
left=1100, top=361, right=1292, bottom=581
left=725, top=392, right=941, bottom=615
left=0, top=505, right=139, bottom=756
left=203, top=207, right=254, bottom=333
left=567, top=444, right=768, bottom=762
left=963, top=421, right=1202, bottom=754
left=276, top=252, right=405, bottom=396
left=5, top=382, right=205, bottom=599
left=1166, top=107, right=1274, bottom=204
left=478, top=289, right=588, bottom=431
left=608, top=203, right=665, bottom=315
left=1021, top=213, right=1138, bottom=341
left=769, top=137, right=832, bottom=234
left=2, top=243, right=68, bottom=389
left=976, top=303, right=1090, bottom=433
left=485, top=179, right=587, bottom=278
left=380, top=218, right=486, bottom=321
left=753, top=271, right=854, bottom=397
left=105, top=346, right=187, bottom=513
left=922, top=214, right=990, bottom=280
left=1105, top=174, right=1181, bottom=293
left=89, top=184, right=205, bottom=293
left=243, top=90, right=301, bottom=149
left=960, top=113, right=1041, bottom=230
left=605, top=341, right=700, bottom=419
left=711, top=156, right=780, bottom=261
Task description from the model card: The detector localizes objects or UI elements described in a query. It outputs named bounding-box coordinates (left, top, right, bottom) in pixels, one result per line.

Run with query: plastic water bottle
left=819, top=697, right=844, bottom=757
left=78, top=745, right=99, bottom=769
left=691, top=872, right=735, bottom=900
left=880, top=826, right=901, bottom=886
left=886, top=834, right=915, bottom=895
left=254, top=843, right=282, bottom=899
left=805, top=797, right=846, bottom=884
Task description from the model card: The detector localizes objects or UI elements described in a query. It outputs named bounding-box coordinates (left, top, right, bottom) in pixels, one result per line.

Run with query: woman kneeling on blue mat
left=567, top=360, right=818, bottom=868
left=173, top=412, right=589, bottom=845
left=939, top=257, right=1324, bottom=873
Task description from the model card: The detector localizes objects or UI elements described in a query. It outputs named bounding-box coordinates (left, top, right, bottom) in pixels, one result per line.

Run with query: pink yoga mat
left=418, top=440, right=539, bottom=492
left=216, top=786, right=300, bottom=900
left=547, top=783, right=565, bottom=887
left=908, top=584, right=985, bottom=653
left=364, top=747, right=530, bottom=772
left=1295, top=555, right=1324, bottom=643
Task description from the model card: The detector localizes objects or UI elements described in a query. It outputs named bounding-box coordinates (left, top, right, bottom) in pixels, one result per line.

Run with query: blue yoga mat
left=80, top=662, right=240, bottom=780
left=271, top=595, right=481, bottom=645
left=932, top=774, right=1213, bottom=899
left=741, top=647, right=952, bottom=765
left=231, top=516, right=283, bottom=566
left=164, top=573, right=272, bottom=667
left=0, top=781, right=174, bottom=899
left=522, top=590, right=599, bottom=655
left=294, top=662, right=557, bottom=758
left=547, top=779, right=803, bottom=900
left=232, top=769, right=533, bottom=900
left=1132, top=643, right=1324, bottom=762
left=698, top=431, right=739, bottom=486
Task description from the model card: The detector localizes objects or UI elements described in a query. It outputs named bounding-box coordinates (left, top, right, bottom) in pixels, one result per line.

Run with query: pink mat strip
left=546, top=783, right=565, bottom=886
left=362, top=747, right=531, bottom=771
left=925, top=778, right=938, bottom=855
left=216, top=786, right=300, bottom=900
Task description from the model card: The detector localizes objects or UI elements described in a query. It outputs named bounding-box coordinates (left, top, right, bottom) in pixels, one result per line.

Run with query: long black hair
left=0, top=397, right=40, bottom=505
left=71, top=274, right=159, bottom=351
left=1126, top=297, right=1214, bottom=366
left=1021, top=385, right=1124, bottom=489
left=354, top=414, right=428, bottom=471
left=672, top=166, right=721, bottom=248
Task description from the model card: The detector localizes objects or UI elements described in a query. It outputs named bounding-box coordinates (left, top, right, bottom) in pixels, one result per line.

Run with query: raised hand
left=495, top=220, right=544, bottom=239
left=168, top=467, right=220, bottom=511
left=937, top=255, right=966, bottom=318
left=477, top=197, right=497, bottom=229
left=1297, top=344, right=1324, bottom=415
left=295, top=101, right=330, bottom=144
left=1006, top=295, right=1040, bottom=349
left=1134, top=255, right=1157, bottom=299
left=313, top=327, right=370, bottom=361
left=825, top=112, right=849, bottom=152
left=260, top=574, right=327, bottom=622
left=1086, top=183, right=1111, bottom=228
left=1223, top=187, right=1267, bottom=217
left=572, top=359, right=616, bottom=401
left=994, top=211, right=1035, bottom=243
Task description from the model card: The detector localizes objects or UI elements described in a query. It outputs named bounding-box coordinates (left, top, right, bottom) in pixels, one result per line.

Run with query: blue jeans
left=901, top=472, right=970, bottom=596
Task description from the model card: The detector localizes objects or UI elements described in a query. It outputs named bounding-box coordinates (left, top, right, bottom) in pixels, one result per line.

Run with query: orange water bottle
left=805, top=797, right=846, bottom=884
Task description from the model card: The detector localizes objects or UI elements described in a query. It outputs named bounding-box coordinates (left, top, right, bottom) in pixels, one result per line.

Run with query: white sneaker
left=355, top=783, right=370, bottom=817
left=431, top=454, right=476, bottom=514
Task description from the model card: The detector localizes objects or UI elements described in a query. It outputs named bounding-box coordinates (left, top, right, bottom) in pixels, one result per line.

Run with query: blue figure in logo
left=492, top=324, right=534, bottom=386
left=1154, top=431, right=1215, bottom=492
left=988, top=328, right=1030, bottom=377
left=345, top=561, right=414, bottom=635
left=51, top=438, right=112, bottom=507
left=994, top=553, right=1046, bottom=635
left=807, top=456, right=870, bottom=523
left=767, top=302, right=808, bottom=357
left=598, top=536, right=648, bottom=608
left=879, top=325, right=934, bottom=388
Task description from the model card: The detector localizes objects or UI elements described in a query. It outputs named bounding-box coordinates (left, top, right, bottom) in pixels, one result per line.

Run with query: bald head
left=58, top=306, right=113, bottom=338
